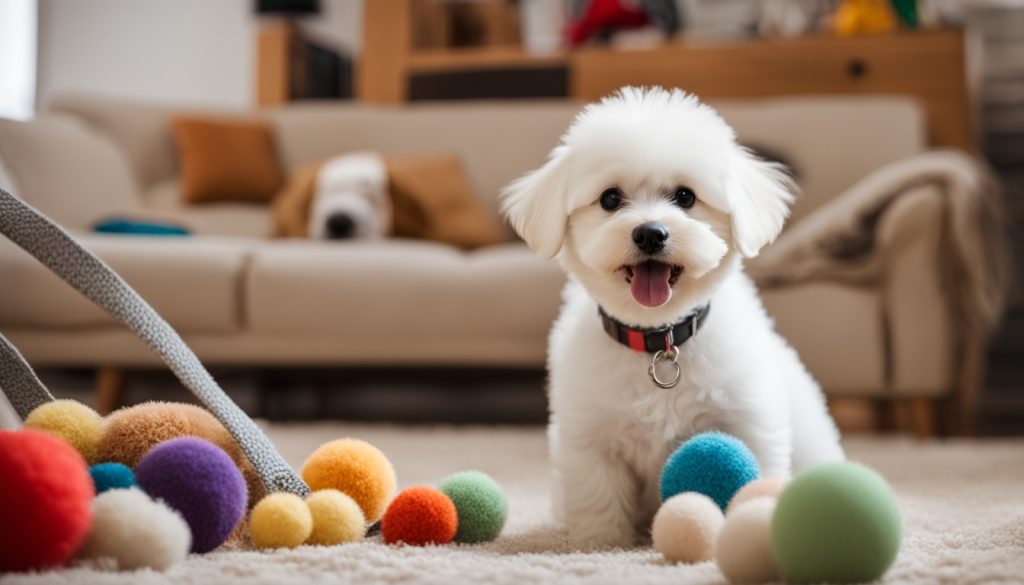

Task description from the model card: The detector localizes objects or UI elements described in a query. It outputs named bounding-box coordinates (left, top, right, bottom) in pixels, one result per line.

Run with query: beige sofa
left=0, top=94, right=964, bottom=431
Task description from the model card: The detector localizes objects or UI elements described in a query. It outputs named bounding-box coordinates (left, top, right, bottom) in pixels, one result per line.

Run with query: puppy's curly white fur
left=502, top=87, right=844, bottom=548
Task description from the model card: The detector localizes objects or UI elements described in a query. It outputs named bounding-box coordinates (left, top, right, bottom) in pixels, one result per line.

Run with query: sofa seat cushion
left=246, top=241, right=565, bottom=363
left=0, top=235, right=251, bottom=334
left=143, top=180, right=272, bottom=238
left=762, top=283, right=885, bottom=395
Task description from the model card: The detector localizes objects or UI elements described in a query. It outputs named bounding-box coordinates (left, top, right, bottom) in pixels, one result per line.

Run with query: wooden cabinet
left=572, top=29, right=975, bottom=149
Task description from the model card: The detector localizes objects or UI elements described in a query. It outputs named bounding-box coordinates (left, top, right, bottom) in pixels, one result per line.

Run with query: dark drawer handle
left=847, top=58, right=869, bottom=79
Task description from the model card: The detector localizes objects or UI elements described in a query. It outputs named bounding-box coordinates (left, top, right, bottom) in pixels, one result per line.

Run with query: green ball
left=439, top=471, right=508, bottom=543
left=771, top=462, right=902, bottom=583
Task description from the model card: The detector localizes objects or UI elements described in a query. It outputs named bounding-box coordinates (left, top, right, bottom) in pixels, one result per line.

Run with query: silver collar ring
left=649, top=346, right=681, bottom=388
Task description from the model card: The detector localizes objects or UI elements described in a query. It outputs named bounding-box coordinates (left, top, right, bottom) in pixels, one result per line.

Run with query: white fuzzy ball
left=726, top=478, right=786, bottom=516
left=715, top=497, right=780, bottom=584
left=80, top=488, right=191, bottom=570
left=652, top=492, right=724, bottom=563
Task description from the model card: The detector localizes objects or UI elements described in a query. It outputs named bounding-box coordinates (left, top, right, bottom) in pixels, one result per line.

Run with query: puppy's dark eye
left=599, top=188, right=623, bottom=211
left=673, top=186, right=697, bottom=209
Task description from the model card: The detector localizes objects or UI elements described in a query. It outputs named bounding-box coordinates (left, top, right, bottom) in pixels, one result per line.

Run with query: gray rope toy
left=0, top=187, right=309, bottom=497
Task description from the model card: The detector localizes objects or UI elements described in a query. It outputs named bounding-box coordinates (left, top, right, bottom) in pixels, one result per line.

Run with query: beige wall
left=35, top=0, right=362, bottom=110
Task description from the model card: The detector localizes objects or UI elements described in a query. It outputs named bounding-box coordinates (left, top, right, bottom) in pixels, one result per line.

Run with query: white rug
left=3, top=424, right=1024, bottom=585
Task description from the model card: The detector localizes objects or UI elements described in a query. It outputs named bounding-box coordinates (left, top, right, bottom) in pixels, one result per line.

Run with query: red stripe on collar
left=598, top=304, right=711, bottom=354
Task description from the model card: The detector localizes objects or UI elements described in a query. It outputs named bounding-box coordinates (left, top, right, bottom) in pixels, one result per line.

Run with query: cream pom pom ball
left=80, top=489, right=191, bottom=570
left=725, top=478, right=786, bottom=515
left=651, top=492, right=724, bottom=563
left=715, top=498, right=780, bottom=584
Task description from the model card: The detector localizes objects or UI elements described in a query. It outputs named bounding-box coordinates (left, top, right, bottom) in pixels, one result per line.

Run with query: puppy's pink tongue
left=630, top=261, right=672, bottom=307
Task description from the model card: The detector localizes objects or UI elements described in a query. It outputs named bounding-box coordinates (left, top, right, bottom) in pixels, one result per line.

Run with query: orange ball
left=301, top=439, right=396, bottom=523
left=381, top=486, right=458, bottom=546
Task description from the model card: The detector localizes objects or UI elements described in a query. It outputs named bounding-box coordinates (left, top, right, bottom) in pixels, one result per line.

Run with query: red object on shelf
left=567, top=0, right=651, bottom=46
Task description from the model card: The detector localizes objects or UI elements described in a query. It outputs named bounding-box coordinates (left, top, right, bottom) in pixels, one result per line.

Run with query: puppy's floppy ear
left=501, top=146, right=571, bottom=259
left=727, top=147, right=796, bottom=258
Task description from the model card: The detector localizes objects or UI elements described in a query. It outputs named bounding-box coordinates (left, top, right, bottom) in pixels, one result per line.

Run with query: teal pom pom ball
left=771, top=461, right=902, bottom=583
left=439, top=471, right=508, bottom=543
left=89, top=463, right=137, bottom=494
left=660, top=432, right=759, bottom=510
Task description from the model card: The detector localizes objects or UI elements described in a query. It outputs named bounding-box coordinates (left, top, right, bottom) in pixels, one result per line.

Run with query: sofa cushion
left=246, top=240, right=565, bottom=361
left=387, top=154, right=507, bottom=248
left=0, top=234, right=250, bottom=334
left=47, top=94, right=179, bottom=189
left=144, top=180, right=272, bottom=238
left=171, top=115, right=285, bottom=204
left=762, top=283, right=885, bottom=395
left=0, top=116, right=139, bottom=229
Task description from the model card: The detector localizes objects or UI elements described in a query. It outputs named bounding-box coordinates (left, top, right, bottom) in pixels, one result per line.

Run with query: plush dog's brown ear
left=727, top=147, right=796, bottom=258
left=501, top=146, right=571, bottom=259
left=271, top=162, right=321, bottom=238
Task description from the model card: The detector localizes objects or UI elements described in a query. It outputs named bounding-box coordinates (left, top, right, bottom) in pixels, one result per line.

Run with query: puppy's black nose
left=326, top=212, right=356, bottom=239
left=632, top=223, right=669, bottom=254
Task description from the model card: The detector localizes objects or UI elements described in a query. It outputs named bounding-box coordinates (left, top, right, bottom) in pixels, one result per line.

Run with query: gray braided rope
left=0, top=333, right=54, bottom=418
left=0, top=187, right=309, bottom=496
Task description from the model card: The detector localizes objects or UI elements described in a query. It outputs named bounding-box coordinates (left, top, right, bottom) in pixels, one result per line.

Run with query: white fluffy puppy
left=308, top=153, right=391, bottom=240
left=502, top=87, right=844, bottom=548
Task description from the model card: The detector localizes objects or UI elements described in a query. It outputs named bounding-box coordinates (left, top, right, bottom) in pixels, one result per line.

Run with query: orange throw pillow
left=387, top=154, right=506, bottom=249
left=171, top=116, right=284, bottom=204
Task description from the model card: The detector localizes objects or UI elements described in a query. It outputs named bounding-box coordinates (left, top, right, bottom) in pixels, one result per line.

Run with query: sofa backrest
left=43, top=93, right=927, bottom=225
left=0, top=115, right=140, bottom=229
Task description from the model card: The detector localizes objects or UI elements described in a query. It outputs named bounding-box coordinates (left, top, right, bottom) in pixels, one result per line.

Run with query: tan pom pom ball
left=726, top=477, right=786, bottom=515
left=716, top=498, right=780, bottom=584
left=652, top=492, right=724, bottom=563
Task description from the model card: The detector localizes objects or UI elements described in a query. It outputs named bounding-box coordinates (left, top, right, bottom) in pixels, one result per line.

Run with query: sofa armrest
left=877, top=185, right=952, bottom=396
left=750, top=150, right=1010, bottom=401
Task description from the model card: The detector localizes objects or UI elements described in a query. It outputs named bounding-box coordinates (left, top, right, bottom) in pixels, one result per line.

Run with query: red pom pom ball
left=0, top=429, right=94, bottom=572
left=381, top=486, right=458, bottom=546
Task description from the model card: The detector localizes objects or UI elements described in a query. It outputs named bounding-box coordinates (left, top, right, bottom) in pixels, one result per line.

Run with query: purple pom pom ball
left=135, top=437, right=247, bottom=553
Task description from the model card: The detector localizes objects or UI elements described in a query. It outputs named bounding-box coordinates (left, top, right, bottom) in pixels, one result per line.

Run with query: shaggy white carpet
left=3, top=424, right=1023, bottom=585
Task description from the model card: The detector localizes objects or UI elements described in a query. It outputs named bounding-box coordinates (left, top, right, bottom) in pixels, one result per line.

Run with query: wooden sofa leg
left=95, top=367, right=126, bottom=415
left=874, top=399, right=899, bottom=432
left=907, top=398, right=937, bottom=439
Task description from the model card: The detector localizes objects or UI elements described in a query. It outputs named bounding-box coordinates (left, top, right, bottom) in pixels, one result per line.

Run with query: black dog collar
left=598, top=304, right=710, bottom=354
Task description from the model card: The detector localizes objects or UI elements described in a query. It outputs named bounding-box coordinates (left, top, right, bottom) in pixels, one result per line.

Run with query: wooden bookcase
left=354, top=0, right=975, bottom=150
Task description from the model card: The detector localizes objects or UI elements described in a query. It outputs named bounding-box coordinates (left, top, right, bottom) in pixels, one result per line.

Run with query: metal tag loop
left=649, top=346, right=681, bottom=388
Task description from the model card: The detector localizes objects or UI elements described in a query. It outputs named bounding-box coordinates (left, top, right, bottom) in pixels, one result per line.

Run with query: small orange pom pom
left=381, top=486, right=458, bottom=546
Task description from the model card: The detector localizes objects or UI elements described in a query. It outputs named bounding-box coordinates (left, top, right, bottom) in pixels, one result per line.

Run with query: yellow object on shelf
left=833, top=0, right=899, bottom=37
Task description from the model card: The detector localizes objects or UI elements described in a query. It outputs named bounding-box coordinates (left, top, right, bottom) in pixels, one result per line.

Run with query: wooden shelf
left=342, top=0, right=976, bottom=149
left=406, top=47, right=566, bottom=73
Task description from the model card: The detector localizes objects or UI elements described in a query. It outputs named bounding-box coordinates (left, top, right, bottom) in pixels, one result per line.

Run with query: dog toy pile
left=3, top=400, right=259, bottom=571
left=652, top=431, right=902, bottom=584
left=249, top=445, right=509, bottom=549
left=4, top=398, right=511, bottom=570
